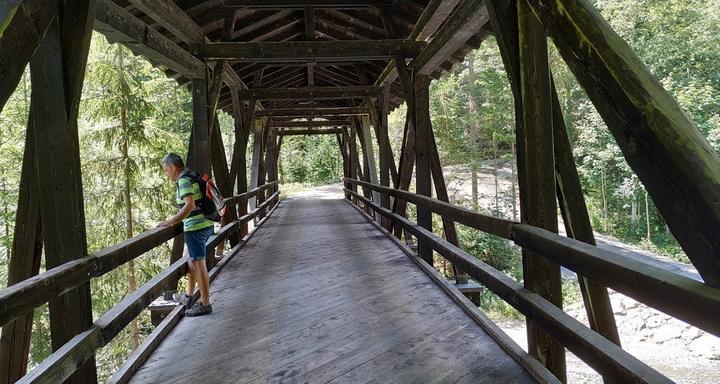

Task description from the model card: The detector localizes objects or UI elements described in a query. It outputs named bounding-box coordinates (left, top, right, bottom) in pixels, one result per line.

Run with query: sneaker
left=172, top=292, right=194, bottom=309
left=186, top=302, right=212, bottom=317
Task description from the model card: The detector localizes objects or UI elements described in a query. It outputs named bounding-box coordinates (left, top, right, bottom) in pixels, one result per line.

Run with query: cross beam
left=411, top=0, right=490, bottom=75
left=94, top=0, right=204, bottom=79
left=277, top=128, right=345, bottom=136
left=191, top=40, right=425, bottom=61
left=256, top=107, right=368, bottom=117
left=225, top=0, right=390, bottom=8
left=269, top=121, right=349, bottom=128
left=237, top=86, right=381, bottom=100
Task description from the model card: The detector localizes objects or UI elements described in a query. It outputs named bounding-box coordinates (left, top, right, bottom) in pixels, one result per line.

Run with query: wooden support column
left=337, top=132, right=350, bottom=185
left=250, top=118, right=270, bottom=216
left=339, top=129, right=353, bottom=200
left=518, top=1, right=565, bottom=379
left=368, top=96, right=398, bottom=185
left=488, top=0, right=620, bottom=366
left=29, top=5, right=98, bottom=382
left=206, top=61, right=225, bottom=135
left=210, top=115, right=240, bottom=247
left=347, top=124, right=360, bottom=204
left=0, top=115, right=43, bottom=383
left=526, top=0, right=720, bottom=287
left=359, top=116, right=380, bottom=208
left=376, top=87, right=392, bottom=230
left=414, top=73, right=433, bottom=266
left=261, top=127, right=278, bottom=218
left=188, top=76, right=211, bottom=175
left=229, top=93, right=255, bottom=236
left=351, top=120, right=373, bottom=212
left=391, top=59, right=417, bottom=239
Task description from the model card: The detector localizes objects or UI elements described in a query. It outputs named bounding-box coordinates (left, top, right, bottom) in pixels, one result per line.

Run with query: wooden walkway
left=129, top=190, right=536, bottom=384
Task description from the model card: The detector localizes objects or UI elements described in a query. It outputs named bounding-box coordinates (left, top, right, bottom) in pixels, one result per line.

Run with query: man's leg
left=184, top=244, right=196, bottom=296
left=194, top=259, right=211, bottom=306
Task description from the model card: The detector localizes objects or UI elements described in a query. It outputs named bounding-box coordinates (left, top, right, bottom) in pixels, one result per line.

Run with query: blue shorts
left=185, top=226, right=214, bottom=261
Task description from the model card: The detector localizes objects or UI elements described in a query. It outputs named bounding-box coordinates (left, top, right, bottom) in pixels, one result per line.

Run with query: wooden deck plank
left=127, top=191, right=536, bottom=384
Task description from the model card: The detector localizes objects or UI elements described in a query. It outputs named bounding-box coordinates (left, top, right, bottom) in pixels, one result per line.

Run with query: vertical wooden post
left=414, top=74, right=433, bottom=266
left=359, top=116, right=380, bottom=215
left=231, top=97, right=254, bottom=236
left=249, top=117, right=265, bottom=209
left=339, top=130, right=352, bottom=200
left=489, top=0, right=619, bottom=376
left=348, top=124, right=360, bottom=204
left=261, top=127, right=277, bottom=217
left=376, top=87, right=392, bottom=230
left=518, top=1, right=565, bottom=379
left=341, top=128, right=357, bottom=201
left=254, top=119, right=270, bottom=220
left=0, top=114, right=43, bottom=383
left=189, top=76, right=211, bottom=175
left=392, top=60, right=417, bottom=239
left=29, top=5, right=98, bottom=382
left=210, top=115, right=240, bottom=247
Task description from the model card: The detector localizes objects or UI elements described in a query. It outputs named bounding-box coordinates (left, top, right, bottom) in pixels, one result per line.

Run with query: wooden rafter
left=277, top=128, right=344, bottom=135
left=412, top=0, right=490, bottom=75
left=192, top=40, right=425, bottom=61
left=237, top=86, right=381, bottom=100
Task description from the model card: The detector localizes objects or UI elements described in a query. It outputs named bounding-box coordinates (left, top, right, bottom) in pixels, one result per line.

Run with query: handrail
left=223, top=180, right=278, bottom=206
left=344, top=178, right=720, bottom=337
left=15, top=181, right=281, bottom=384
left=345, top=187, right=672, bottom=384
left=0, top=225, right=182, bottom=327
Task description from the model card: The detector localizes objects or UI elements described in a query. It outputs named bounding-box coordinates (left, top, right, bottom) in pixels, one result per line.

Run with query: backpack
left=181, top=170, right=226, bottom=222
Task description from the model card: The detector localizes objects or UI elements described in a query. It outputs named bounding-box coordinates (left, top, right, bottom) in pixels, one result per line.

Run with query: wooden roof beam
left=277, top=128, right=344, bottom=136
left=127, top=0, right=205, bottom=44
left=94, top=0, right=205, bottom=79
left=412, top=0, right=490, bottom=75
left=257, top=107, right=368, bottom=117
left=271, top=121, right=349, bottom=128
left=238, top=86, right=381, bottom=100
left=224, top=0, right=390, bottom=9
left=374, top=0, right=461, bottom=87
left=191, top=40, right=425, bottom=61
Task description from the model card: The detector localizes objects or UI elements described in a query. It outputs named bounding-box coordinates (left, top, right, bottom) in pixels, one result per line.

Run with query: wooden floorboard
left=128, top=191, right=537, bottom=384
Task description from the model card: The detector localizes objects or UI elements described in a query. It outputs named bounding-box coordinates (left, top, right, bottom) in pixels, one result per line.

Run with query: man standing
left=159, top=153, right=213, bottom=317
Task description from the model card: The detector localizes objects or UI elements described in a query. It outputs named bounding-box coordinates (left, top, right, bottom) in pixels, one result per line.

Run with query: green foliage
left=278, top=135, right=342, bottom=185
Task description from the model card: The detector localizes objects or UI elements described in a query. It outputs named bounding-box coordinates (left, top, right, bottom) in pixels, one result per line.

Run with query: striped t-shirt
left=176, top=170, right=214, bottom=232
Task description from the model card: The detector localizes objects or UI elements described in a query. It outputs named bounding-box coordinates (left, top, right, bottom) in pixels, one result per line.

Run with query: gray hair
left=162, top=152, right=184, bottom=168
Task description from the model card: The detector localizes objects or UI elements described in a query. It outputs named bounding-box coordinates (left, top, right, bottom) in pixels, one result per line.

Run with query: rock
left=689, top=334, right=720, bottom=358
left=654, top=323, right=680, bottom=343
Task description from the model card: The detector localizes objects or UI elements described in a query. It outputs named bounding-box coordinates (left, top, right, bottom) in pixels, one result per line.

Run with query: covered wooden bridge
left=1, top=1, right=720, bottom=383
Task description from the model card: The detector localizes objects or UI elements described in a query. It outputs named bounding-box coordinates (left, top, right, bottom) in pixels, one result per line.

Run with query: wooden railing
left=1, top=182, right=280, bottom=384
left=344, top=178, right=720, bottom=384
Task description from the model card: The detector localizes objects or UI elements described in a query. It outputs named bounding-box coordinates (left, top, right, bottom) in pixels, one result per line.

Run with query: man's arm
left=158, top=195, right=195, bottom=227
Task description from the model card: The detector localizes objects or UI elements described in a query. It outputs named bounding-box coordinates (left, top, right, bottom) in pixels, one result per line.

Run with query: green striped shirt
left=176, top=170, right=214, bottom=232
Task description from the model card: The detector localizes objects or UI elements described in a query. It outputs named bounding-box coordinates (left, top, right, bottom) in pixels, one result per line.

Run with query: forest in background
left=0, top=0, right=718, bottom=380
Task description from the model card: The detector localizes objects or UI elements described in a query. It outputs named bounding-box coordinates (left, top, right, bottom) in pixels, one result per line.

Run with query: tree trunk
left=119, top=46, right=139, bottom=350
left=511, top=139, right=517, bottom=221
left=601, top=166, right=608, bottom=231
left=645, top=189, right=651, bottom=240
left=466, top=52, right=480, bottom=211
left=631, top=195, right=638, bottom=227
left=493, top=134, right=500, bottom=215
